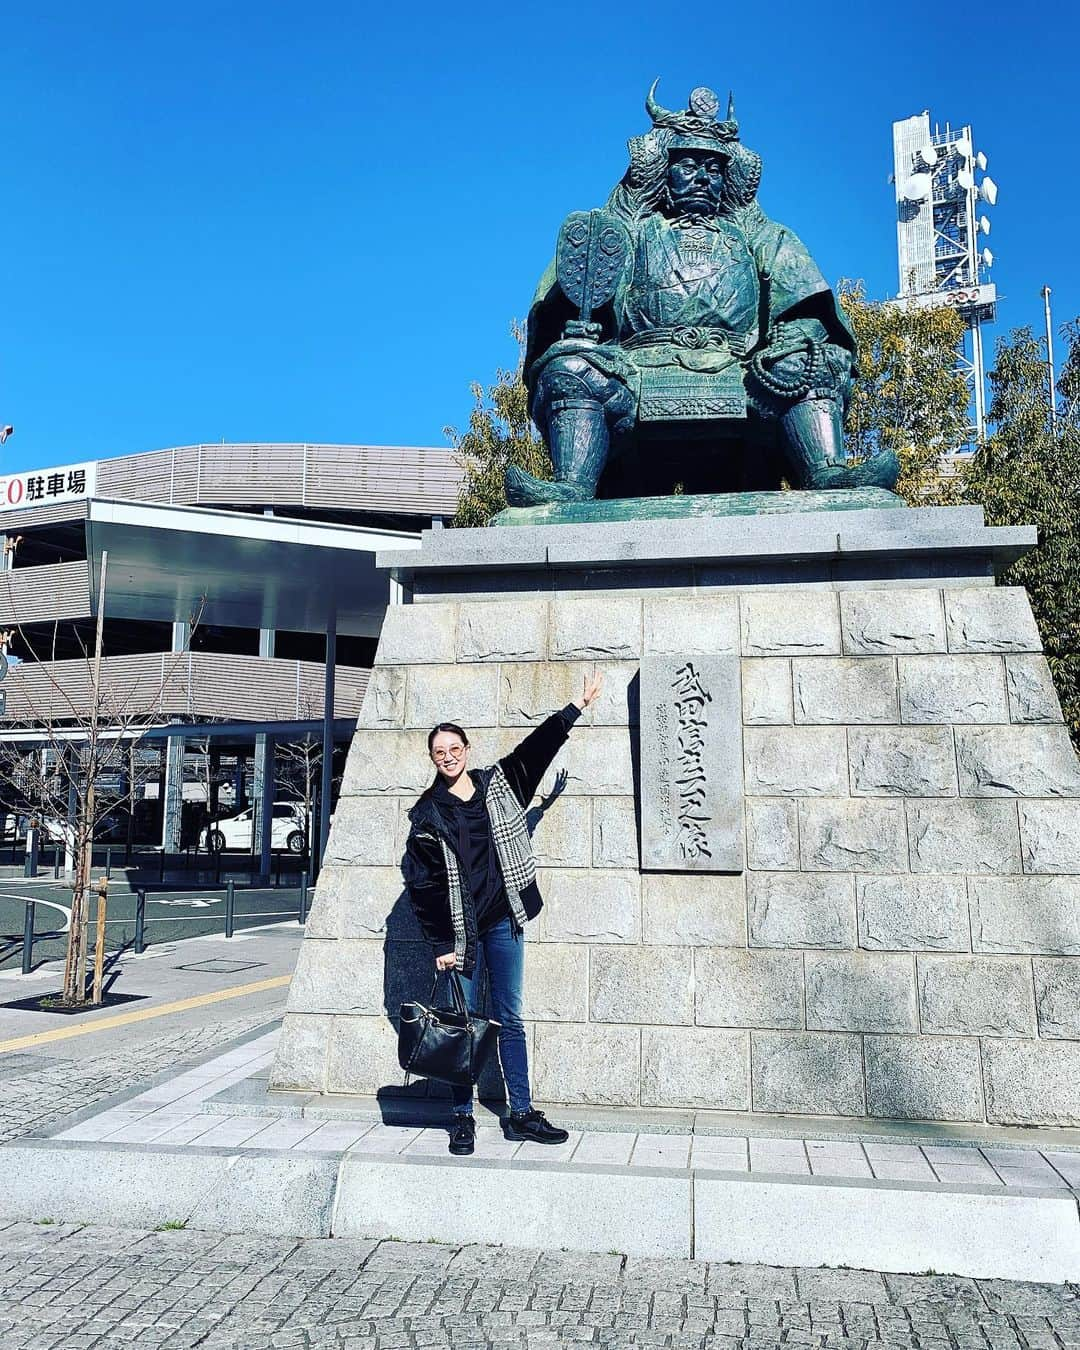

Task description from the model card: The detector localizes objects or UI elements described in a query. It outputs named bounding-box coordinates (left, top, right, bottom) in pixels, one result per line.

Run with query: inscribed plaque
left=640, top=653, right=744, bottom=872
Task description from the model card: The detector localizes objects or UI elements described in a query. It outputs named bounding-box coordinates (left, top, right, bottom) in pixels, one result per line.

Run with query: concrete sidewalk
left=4, top=1023, right=1080, bottom=1281
left=0, top=925, right=298, bottom=1144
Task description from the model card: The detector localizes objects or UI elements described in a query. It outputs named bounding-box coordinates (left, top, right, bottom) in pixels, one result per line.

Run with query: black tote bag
left=398, top=969, right=501, bottom=1089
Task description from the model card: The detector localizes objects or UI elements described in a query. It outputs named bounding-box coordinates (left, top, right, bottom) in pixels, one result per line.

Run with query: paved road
left=0, top=879, right=304, bottom=972
left=0, top=1227, right=1077, bottom=1350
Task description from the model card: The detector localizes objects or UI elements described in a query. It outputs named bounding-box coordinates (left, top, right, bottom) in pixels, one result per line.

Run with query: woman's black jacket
left=403, top=705, right=580, bottom=974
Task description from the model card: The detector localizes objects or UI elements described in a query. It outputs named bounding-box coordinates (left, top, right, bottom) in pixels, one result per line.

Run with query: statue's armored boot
left=505, top=397, right=608, bottom=507
left=780, top=398, right=900, bottom=492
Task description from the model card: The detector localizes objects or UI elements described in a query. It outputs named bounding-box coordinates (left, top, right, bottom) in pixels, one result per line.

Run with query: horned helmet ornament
left=612, top=80, right=762, bottom=222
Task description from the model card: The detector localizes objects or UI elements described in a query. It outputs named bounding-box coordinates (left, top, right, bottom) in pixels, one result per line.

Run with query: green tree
left=447, top=325, right=551, bottom=527
left=959, top=323, right=1080, bottom=745
left=838, top=282, right=970, bottom=501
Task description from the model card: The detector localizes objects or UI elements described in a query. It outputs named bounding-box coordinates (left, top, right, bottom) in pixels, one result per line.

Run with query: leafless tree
left=0, top=551, right=203, bottom=1005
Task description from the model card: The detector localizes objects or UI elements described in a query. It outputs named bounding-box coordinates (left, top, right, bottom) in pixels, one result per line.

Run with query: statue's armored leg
left=506, top=355, right=626, bottom=508
left=779, top=397, right=900, bottom=492
left=506, top=397, right=608, bottom=506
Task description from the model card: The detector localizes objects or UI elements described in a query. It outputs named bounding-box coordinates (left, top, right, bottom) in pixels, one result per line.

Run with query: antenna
left=891, top=112, right=998, bottom=448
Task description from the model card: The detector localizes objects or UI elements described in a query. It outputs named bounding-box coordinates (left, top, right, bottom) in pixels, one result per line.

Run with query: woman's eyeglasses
left=431, top=748, right=465, bottom=763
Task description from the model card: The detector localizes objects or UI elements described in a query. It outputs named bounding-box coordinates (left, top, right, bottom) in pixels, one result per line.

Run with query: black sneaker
left=448, top=1115, right=475, bottom=1156
left=504, top=1109, right=569, bottom=1145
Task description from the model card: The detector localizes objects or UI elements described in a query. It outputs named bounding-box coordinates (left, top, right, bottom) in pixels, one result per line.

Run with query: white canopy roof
left=85, top=498, right=415, bottom=635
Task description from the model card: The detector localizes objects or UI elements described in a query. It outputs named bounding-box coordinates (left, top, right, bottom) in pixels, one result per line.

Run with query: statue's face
left=667, top=150, right=725, bottom=216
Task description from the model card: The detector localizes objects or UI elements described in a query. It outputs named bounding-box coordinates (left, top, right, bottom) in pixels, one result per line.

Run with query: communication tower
left=892, top=111, right=998, bottom=446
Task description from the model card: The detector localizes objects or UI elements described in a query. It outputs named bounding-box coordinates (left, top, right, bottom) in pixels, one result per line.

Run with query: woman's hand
left=575, top=669, right=604, bottom=711
left=435, top=952, right=457, bottom=971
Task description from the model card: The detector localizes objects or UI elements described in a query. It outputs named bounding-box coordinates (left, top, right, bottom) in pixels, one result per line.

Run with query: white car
left=202, top=802, right=308, bottom=854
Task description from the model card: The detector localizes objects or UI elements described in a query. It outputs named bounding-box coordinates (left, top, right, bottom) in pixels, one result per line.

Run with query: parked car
left=201, top=801, right=308, bottom=854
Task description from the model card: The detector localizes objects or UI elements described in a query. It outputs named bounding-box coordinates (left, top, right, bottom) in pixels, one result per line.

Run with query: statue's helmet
left=645, top=81, right=740, bottom=156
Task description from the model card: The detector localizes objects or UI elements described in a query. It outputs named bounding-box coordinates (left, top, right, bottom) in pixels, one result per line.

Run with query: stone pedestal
left=271, top=502, right=1080, bottom=1128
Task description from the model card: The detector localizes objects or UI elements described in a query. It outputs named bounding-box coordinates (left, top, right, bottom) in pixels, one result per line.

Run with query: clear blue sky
left=3, top=0, right=1078, bottom=474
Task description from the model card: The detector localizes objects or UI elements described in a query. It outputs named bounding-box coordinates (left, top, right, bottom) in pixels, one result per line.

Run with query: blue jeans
left=450, top=916, right=531, bottom=1116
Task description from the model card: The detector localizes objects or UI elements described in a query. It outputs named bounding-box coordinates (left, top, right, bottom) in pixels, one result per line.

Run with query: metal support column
left=253, top=625, right=275, bottom=881
left=254, top=733, right=275, bottom=882
left=161, top=620, right=189, bottom=854
left=161, top=726, right=184, bottom=853
left=318, top=609, right=336, bottom=870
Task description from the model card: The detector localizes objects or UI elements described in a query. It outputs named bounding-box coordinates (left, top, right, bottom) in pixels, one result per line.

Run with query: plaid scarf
left=438, top=765, right=531, bottom=966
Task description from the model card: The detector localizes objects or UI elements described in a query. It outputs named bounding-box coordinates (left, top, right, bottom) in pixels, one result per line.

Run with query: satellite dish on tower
left=982, top=247, right=994, bottom=267
left=976, top=150, right=988, bottom=171
left=902, top=173, right=932, bottom=202
left=979, top=215, right=991, bottom=235
left=954, top=134, right=973, bottom=159
left=957, top=168, right=975, bottom=191
left=980, top=177, right=999, bottom=206
left=919, top=145, right=937, bottom=166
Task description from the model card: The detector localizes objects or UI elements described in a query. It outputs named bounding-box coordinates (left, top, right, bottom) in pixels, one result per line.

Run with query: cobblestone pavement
left=0, top=1224, right=1077, bottom=1350
left=0, top=1004, right=284, bottom=1145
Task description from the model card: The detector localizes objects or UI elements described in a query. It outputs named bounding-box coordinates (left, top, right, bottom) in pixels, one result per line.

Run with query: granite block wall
left=273, top=585, right=1080, bottom=1126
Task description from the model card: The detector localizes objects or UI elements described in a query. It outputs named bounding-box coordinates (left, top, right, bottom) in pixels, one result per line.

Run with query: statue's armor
left=619, top=215, right=759, bottom=347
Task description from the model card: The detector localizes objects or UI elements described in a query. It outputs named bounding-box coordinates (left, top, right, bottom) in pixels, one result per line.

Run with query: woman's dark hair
left=427, top=722, right=469, bottom=753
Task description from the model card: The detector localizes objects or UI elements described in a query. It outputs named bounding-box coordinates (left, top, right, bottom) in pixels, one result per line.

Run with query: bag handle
left=430, top=967, right=470, bottom=1018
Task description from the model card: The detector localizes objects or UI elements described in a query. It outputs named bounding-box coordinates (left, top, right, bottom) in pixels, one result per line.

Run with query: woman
left=404, top=671, right=603, bottom=1155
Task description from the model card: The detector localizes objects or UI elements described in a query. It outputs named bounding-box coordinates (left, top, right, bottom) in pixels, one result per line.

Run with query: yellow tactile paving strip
left=0, top=975, right=291, bottom=1053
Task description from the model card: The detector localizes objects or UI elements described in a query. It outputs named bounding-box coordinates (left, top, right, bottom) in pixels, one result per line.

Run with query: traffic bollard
left=135, top=888, right=146, bottom=955
left=53, top=850, right=60, bottom=880
left=298, top=871, right=309, bottom=925
left=105, top=847, right=112, bottom=879
left=225, top=879, right=235, bottom=939
left=159, top=849, right=165, bottom=883
left=21, top=902, right=34, bottom=975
